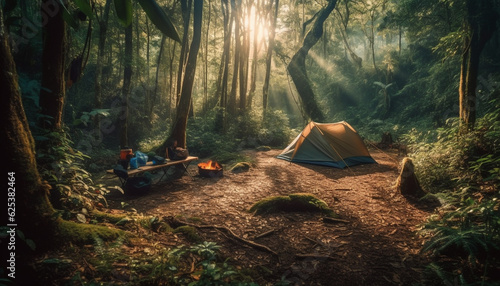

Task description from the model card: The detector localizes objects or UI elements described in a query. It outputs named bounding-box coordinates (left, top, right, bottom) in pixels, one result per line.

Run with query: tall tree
left=215, top=0, right=232, bottom=132
left=120, top=24, right=133, bottom=148
left=287, top=0, right=338, bottom=122
left=1, top=7, right=56, bottom=246
left=95, top=0, right=112, bottom=130
left=238, top=1, right=251, bottom=113
left=247, top=0, right=262, bottom=109
left=166, top=0, right=203, bottom=148
left=262, top=0, right=279, bottom=114
left=459, top=0, right=498, bottom=132
left=228, top=0, right=241, bottom=116
left=335, top=0, right=362, bottom=69
left=39, top=0, right=67, bottom=130
left=176, top=0, right=192, bottom=105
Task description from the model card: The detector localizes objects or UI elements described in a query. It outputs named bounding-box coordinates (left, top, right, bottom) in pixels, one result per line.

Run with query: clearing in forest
left=106, top=149, right=432, bottom=285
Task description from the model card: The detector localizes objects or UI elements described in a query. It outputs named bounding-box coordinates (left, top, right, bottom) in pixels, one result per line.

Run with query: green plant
left=420, top=195, right=500, bottom=285
left=34, top=129, right=119, bottom=211
left=92, top=236, right=128, bottom=276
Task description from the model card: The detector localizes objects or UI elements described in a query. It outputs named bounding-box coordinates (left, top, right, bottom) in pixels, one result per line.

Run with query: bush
left=413, top=98, right=500, bottom=285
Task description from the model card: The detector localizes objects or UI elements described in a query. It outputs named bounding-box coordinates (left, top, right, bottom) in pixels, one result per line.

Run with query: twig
left=303, top=235, right=320, bottom=247
left=255, top=229, right=276, bottom=240
left=322, top=217, right=349, bottom=224
left=295, top=254, right=335, bottom=260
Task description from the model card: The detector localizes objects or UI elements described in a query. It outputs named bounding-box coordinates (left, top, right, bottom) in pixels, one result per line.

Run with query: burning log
left=198, top=160, right=223, bottom=178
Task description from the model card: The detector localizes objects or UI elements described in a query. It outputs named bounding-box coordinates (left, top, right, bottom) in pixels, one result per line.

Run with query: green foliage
left=186, top=109, right=292, bottom=162
left=113, top=0, right=133, bottom=26
left=412, top=98, right=500, bottom=285
left=249, top=193, right=337, bottom=217
left=173, top=226, right=201, bottom=243
left=260, top=110, right=294, bottom=147
left=137, top=0, right=181, bottom=43
left=144, top=242, right=255, bottom=285
left=35, top=129, right=116, bottom=211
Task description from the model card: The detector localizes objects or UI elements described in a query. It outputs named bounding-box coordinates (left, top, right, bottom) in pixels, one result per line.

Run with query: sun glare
left=245, top=5, right=268, bottom=48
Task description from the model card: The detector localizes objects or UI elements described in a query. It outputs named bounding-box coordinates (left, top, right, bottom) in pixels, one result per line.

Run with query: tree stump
left=396, top=157, right=426, bottom=199
left=378, top=132, right=393, bottom=148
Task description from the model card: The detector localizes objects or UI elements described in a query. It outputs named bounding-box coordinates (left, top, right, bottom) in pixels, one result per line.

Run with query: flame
left=198, top=160, right=222, bottom=170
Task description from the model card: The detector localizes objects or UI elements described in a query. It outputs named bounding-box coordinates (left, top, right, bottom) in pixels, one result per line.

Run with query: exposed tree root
left=165, top=216, right=280, bottom=263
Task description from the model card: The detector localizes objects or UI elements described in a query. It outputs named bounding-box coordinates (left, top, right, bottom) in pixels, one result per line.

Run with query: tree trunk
left=228, top=0, right=240, bottom=116
left=202, top=0, right=211, bottom=115
left=151, top=35, right=166, bottom=118
left=1, top=6, right=56, bottom=252
left=94, top=0, right=111, bottom=131
left=215, top=0, right=232, bottom=132
left=262, top=0, right=279, bottom=115
left=287, top=0, right=337, bottom=122
left=459, top=0, right=497, bottom=132
left=120, top=24, right=133, bottom=148
left=167, top=40, right=177, bottom=119
left=238, top=2, right=251, bottom=113
left=39, top=0, right=67, bottom=130
left=166, top=0, right=203, bottom=148
left=247, top=0, right=260, bottom=109
left=176, top=0, right=192, bottom=105
left=335, top=1, right=362, bottom=69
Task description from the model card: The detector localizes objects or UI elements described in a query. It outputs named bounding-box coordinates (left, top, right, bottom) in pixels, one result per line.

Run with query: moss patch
left=249, top=193, right=338, bottom=217
left=230, top=162, right=252, bottom=173
left=173, top=226, right=201, bottom=242
left=57, top=220, right=124, bottom=244
left=256, top=146, right=272, bottom=151
left=92, top=210, right=128, bottom=224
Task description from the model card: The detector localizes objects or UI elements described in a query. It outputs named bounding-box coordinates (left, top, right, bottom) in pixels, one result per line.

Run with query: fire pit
left=198, top=160, right=223, bottom=178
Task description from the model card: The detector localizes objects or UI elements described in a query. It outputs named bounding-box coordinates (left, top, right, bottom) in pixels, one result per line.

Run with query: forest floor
left=99, top=148, right=436, bottom=285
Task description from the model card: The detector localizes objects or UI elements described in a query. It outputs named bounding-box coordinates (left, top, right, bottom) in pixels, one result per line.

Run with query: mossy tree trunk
left=2, top=10, right=123, bottom=258
left=287, top=0, right=337, bottom=122
left=1, top=8, right=57, bottom=248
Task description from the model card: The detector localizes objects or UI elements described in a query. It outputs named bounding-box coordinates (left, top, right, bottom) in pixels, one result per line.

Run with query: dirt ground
left=105, top=148, right=434, bottom=285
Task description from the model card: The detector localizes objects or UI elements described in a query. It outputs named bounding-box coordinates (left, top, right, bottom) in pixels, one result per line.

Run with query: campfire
left=197, top=160, right=223, bottom=178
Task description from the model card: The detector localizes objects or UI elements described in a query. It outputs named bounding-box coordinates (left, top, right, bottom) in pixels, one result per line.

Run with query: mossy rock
left=256, top=146, right=272, bottom=151
left=173, top=226, right=201, bottom=242
left=230, top=162, right=252, bottom=173
left=249, top=193, right=337, bottom=217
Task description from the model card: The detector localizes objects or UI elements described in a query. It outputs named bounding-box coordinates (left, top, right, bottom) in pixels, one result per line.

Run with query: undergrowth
left=406, top=98, right=500, bottom=285
left=34, top=127, right=122, bottom=216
